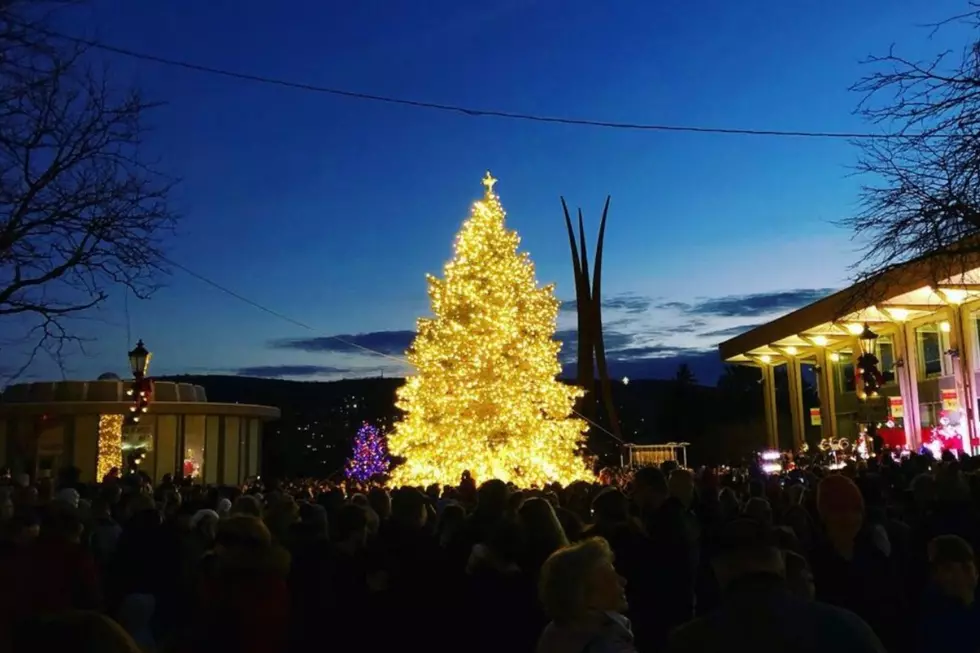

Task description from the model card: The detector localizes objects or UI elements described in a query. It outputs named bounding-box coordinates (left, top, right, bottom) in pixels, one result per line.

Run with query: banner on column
left=941, top=389, right=960, bottom=411
left=809, top=407, right=821, bottom=426
left=889, top=396, right=904, bottom=420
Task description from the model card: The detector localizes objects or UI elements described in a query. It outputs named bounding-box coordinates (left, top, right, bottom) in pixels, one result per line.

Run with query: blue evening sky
left=7, top=0, right=973, bottom=383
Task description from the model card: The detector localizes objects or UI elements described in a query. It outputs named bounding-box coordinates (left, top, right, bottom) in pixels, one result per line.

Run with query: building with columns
left=0, top=378, right=279, bottom=483
left=718, top=257, right=980, bottom=454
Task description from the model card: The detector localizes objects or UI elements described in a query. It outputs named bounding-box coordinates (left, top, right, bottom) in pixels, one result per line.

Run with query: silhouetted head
left=711, top=519, right=784, bottom=590
left=477, top=479, right=510, bottom=516
left=391, top=488, right=428, bottom=529
left=591, top=488, right=630, bottom=524
left=632, top=466, right=668, bottom=509
left=817, top=475, right=864, bottom=541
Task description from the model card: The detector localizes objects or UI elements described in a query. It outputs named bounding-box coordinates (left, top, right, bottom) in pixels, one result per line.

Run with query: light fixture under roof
left=943, top=289, right=968, bottom=304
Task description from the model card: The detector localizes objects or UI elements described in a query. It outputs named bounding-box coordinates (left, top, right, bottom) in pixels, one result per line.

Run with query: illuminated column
left=851, top=336, right=866, bottom=399
left=813, top=348, right=838, bottom=441
left=957, top=305, right=980, bottom=454
left=947, top=306, right=978, bottom=453
left=760, top=362, right=779, bottom=450
left=895, top=324, right=922, bottom=449
left=96, top=414, right=124, bottom=480
left=785, top=356, right=805, bottom=451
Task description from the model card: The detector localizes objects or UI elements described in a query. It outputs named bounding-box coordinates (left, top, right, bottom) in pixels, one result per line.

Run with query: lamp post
left=128, top=339, right=150, bottom=379
left=856, top=324, right=885, bottom=453
left=859, top=323, right=879, bottom=355
left=126, top=340, right=151, bottom=425
left=124, top=340, right=152, bottom=475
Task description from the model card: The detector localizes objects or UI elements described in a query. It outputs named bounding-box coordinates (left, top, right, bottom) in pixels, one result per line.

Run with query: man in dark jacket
left=632, top=466, right=695, bottom=649
left=665, top=519, right=885, bottom=653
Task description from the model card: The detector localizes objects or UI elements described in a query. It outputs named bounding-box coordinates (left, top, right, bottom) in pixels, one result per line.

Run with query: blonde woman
left=537, top=537, right=635, bottom=653
left=519, top=497, right=570, bottom=575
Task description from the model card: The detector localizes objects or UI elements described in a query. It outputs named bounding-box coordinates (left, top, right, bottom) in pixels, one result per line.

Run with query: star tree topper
left=482, top=170, right=497, bottom=195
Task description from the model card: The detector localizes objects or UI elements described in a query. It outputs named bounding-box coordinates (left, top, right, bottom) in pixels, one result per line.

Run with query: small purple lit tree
left=345, top=422, right=390, bottom=483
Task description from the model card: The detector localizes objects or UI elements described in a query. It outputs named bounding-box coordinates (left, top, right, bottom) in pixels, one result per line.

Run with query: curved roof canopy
left=718, top=251, right=980, bottom=364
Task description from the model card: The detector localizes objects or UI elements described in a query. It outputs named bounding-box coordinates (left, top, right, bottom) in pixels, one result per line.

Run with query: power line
left=161, top=256, right=403, bottom=363
left=162, top=255, right=625, bottom=443
left=34, top=24, right=918, bottom=141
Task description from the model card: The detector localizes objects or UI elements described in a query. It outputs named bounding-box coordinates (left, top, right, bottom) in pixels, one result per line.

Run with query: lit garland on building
left=388, top=172, right=592, bottom=487
left=345, top=422, right=390, bottom=482
left=97, top=414, right=124, bottom=480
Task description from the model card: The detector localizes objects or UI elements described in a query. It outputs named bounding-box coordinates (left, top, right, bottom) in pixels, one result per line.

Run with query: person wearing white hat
left=216, top=498, right=232, bottom=517
left=55, top=488, right=79, bottom=508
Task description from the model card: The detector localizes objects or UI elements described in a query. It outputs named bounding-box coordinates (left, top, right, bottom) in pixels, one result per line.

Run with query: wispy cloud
left=699, top=324, right=765, bottom=339
left=555, top=328, right=636, bottom=363
left=246, top=287, right=834, bottom=383
left=665, top=288, right=836, bottom=318
left=271, top=331, right=416, bottom=356
left=559, top=292, right=653, bottom=315
left=236, top=364, right=350, bottom=378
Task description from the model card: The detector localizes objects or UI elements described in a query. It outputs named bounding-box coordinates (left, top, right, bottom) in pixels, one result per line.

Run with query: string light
left=25, top=20, right=938, bottom=141
left=345, top=422, right=390, bottom=482
left=97, top=414, right=124, bottom=480
left=388, top=172, right=593, bottom=488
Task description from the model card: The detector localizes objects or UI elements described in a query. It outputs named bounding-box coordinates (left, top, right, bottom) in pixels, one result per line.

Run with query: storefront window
left=920, top=402, right=939, bottom=427
left=973, top=313, right=980, bottom=369
left=834, top=351, right=855, bottom=394
left=123, top=420, right=154, bottom=474
left=876, top=336, right=896, bottom=384
left=916, top=324, right=947, bottom=379
left=183, top=415, right=205, bottom=480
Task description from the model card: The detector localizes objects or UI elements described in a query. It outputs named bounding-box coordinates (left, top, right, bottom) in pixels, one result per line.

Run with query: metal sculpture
left=561, top=196, right=622, bottom=440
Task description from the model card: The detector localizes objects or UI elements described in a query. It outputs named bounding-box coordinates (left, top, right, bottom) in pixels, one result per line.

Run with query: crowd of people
left=0, top=450, right=978, bottom=653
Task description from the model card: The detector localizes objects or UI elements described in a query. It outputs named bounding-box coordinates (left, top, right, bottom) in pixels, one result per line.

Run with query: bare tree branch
left=840, top=6, right=980, bottom=304
left=0, top=2, right=177, bottom=383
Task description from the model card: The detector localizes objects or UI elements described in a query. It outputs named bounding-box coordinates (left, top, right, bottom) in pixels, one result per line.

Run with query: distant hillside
left=157, top=374, right=769, bottom=473
left=159, top=374, right=404, bottom=409
left=164, top=374, right=717, bottom=442
left=159, top=374, right=712, bottom=428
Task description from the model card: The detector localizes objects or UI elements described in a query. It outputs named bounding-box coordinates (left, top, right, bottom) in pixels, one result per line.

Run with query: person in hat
left=664, top=519, right=885, bottom=653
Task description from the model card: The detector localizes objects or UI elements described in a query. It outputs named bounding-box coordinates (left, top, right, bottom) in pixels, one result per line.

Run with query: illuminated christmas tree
left=345, top=422, right=390, bottom=482
left=388, top=172, right=591, bottom=487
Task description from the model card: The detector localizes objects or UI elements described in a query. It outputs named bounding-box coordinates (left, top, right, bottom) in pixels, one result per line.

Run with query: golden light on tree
left=388, top=172, right=592, bottom=487
left=97, top=414, right=124, bottom=480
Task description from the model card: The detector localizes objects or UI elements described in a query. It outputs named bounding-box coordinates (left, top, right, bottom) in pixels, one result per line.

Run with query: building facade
left=0, top=379, right=280, bottom=483
left=718, top=257, right=980, bottom=454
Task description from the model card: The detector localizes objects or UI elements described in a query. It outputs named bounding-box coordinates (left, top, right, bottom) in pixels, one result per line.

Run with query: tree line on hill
left=162, top=365, right=811, bottom=477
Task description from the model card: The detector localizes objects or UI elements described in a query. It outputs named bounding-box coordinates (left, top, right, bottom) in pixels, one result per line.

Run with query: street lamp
left=855, top=323, right=883, bottom=399
left=859, top=323, right=878, bottom=355
left=125, top=340, right=151, bottom=428
left=128, top=340, right=150, bottom=378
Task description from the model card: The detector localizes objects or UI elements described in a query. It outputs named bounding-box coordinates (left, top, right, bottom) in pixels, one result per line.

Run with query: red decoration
left=877, top=426, right=906, bottom=449
left=917, top=410, right=971, bottom=454
left=126, top=377, right=153, bottom=425
left=856, top=353, right=885, bottom=394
